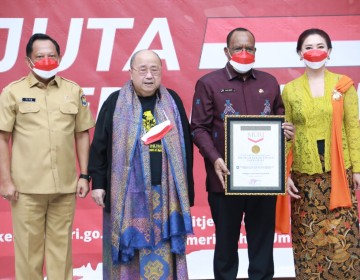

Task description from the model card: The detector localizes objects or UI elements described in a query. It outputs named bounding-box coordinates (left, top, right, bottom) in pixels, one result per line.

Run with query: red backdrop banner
left=1, top=1, right=360, bottom=278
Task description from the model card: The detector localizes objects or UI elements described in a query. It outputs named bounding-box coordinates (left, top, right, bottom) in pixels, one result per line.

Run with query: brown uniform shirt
left=0, top=73, right=95, bottom=194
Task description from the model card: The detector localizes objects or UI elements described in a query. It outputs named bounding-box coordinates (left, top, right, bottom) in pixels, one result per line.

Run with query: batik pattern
left=291, top=166, right=360, bottom=279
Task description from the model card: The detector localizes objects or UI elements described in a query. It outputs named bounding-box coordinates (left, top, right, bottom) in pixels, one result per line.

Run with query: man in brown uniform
left=0, top=33, right=95, bottom=279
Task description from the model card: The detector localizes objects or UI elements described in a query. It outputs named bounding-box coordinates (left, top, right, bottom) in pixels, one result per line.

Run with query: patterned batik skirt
left=102, top=185, right=189, bottom=280
left=291, top=167, right=360, bottom=280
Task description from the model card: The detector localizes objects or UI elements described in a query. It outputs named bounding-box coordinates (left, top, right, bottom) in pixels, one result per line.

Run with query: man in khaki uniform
left=0, top=33, right=95, bottom=279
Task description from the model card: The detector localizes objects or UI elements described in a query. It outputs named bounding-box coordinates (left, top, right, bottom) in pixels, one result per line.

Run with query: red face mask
left=28, top=57, right=60, bottom=79
left=302, top=49, right=328, bottom=69
left=303, top=49, right=328, bottom=62
left=231, top=50, right=255, bottom=64
left=32, top=57, right=59, bottom=71
left=229, top=50, right=255, bottom=73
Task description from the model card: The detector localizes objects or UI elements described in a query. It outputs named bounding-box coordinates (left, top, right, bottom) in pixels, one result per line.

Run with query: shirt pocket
left=19, top=103, right=40, bottom=114
left=58, top=103, right=78, bottom=133
left=60, top=103, right=78, bottom=115
left=17, top=103, right=41, bottom=131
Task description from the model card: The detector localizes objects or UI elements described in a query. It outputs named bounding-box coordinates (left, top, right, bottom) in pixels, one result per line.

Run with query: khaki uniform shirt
left=0, top=73, right=95, bottom=194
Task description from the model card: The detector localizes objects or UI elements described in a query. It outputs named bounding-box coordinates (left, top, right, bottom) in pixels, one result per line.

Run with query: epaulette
left=60, top=76, right=80, bottom=87
left=1, top=77, right=27, bottom=92
left=7, top=76, right=27, bottom=86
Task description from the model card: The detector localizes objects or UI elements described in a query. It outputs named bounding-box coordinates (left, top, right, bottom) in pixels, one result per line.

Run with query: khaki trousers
left=11, top=193, right=76, bottom=280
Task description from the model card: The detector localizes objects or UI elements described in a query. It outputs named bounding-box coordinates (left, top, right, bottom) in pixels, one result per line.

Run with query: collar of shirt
left=225, top=61, right=257, bottom=81
left=27, top=72, right=61, bottom=88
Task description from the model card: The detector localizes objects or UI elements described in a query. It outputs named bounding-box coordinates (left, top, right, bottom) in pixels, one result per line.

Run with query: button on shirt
left=190, top=63, right=284, bottom=192
left=0, top=73, right=95, bottom=194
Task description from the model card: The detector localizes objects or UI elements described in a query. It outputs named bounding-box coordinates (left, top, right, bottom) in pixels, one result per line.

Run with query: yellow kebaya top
left=282, top=70, right=360, bottom=175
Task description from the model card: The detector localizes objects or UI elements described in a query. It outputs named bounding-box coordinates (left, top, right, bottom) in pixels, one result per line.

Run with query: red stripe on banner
left=204, top=16, right=360, bottom=43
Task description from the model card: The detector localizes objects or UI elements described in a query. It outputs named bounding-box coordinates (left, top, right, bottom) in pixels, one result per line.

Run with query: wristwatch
left=79, top=173, right=91, bottom=182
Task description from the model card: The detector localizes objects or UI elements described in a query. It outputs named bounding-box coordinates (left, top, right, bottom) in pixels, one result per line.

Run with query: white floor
left=187, top=248, right=296, bottom=279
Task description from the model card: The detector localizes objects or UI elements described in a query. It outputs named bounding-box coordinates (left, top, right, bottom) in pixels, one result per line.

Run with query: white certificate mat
left=225, top=115, right=286, bottom=195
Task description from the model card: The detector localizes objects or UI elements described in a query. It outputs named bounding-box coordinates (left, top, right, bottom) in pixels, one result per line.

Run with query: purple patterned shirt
left=191, top=62, right=284, bottom=192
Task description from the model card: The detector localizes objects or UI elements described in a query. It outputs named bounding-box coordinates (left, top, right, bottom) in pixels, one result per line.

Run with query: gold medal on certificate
left=251, top=145, right=260, bottom=154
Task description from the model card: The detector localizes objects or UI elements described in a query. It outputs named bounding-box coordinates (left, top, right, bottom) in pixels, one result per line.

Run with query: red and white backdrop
left=1, top=1, right=359, bottom=279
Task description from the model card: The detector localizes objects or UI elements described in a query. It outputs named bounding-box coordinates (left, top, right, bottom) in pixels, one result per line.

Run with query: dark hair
left=26, top=33, right=60, bottom=57
left=226, top=27, right=255, bottom=47
left=296, top=28, right=332, bottom=52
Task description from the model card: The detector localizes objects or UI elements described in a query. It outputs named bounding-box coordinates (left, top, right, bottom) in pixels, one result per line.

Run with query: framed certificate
left=225, top=115, right=286, bottom=195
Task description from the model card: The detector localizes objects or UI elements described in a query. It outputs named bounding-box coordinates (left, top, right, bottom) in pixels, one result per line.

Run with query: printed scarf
left=110, top=81, right=193, bottom=264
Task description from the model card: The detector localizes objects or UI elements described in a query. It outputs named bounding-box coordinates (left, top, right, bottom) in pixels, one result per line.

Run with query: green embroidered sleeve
left=343, top=84, right=360, bottom=172
left=282, top=71, right=360, bottom=174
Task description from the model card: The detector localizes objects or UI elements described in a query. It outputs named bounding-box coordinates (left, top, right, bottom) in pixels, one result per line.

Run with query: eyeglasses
left=131, top=67, right=161, bottom=76
left=228, top=47, right=256, bottom=54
